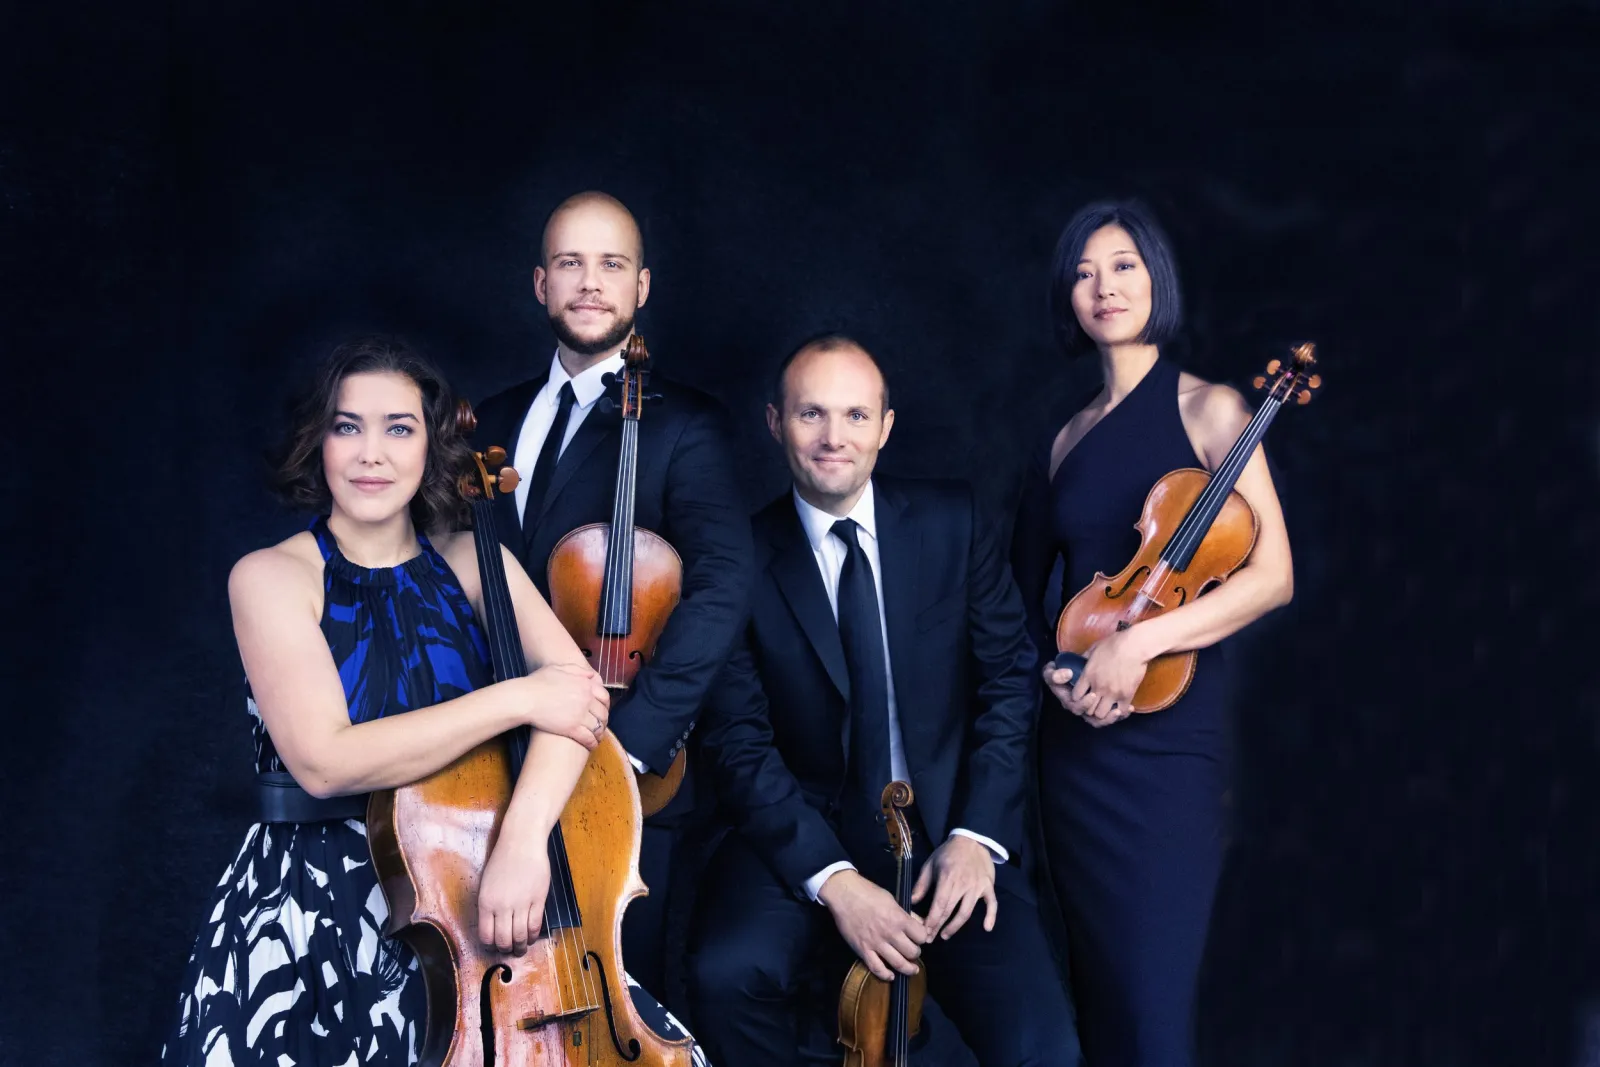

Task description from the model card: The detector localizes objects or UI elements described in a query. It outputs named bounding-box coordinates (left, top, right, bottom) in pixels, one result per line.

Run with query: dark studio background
left=2, top=2, right=1597, bottom=1065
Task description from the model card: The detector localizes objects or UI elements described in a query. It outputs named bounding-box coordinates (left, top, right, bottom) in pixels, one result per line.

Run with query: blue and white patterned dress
left=161, top=516, right=706, bottom=1066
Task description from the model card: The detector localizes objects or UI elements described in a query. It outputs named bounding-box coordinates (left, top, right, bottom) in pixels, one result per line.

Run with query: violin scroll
left=882, top=782, right=915, bottom=861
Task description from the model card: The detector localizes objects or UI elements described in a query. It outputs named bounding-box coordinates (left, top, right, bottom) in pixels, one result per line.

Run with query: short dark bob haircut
left=270, top=336, right=474, bottom=533
left=1048, top=199, right=1184, bottom=357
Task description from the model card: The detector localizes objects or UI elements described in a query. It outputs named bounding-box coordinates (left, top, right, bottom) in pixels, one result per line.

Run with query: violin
left=837, top=782, right=926, bottom=1067
left=365, top=403, right=693, bottom=1067
left=1054, top=343, right=1321, bottom=712
left=546, top=334, right=686, bottom=816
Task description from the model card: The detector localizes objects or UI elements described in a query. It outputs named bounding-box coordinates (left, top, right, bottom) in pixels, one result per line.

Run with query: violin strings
left=1164, top=387, right=1281, bottom=569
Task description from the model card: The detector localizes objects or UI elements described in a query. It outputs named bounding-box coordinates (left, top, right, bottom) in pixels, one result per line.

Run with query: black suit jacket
left=698, top=475, right=1041, bottom=898
left=471, top=368, right=753, bottom=790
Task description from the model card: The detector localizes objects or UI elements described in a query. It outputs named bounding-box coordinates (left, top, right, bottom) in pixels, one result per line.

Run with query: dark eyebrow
left=386, top=413, right=420, bottom=422
left=334, top=410, right=362, bottom=421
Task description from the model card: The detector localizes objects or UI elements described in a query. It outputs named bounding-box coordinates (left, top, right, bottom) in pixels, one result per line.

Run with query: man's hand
left=910, top=834, right=998, bottom=941
left=818, top=870, right=928, bottom=981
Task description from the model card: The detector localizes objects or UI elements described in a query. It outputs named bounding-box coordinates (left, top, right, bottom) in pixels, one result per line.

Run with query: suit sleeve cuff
left=803, top=861, right=856, bottom=903
left=949, top=828, right=1008, bottom=863
left=626, top=752, right=648, bottom=774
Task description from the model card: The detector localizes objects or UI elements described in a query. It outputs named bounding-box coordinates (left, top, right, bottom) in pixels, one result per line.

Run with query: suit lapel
left=534, top=398, right=620, bottom=529
left=873, top=481, right=921, bottom=732
left=767, top=502, right=852, bottom=701
left=480, top=377, right=544, bottom=550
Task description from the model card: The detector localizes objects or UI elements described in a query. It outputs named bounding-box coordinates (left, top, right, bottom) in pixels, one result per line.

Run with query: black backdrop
left=3, top=3, right=1597, bottom=1065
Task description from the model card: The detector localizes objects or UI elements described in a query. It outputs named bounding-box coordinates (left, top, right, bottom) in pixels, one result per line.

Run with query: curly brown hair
left=269, top=336, right=474, bottom=533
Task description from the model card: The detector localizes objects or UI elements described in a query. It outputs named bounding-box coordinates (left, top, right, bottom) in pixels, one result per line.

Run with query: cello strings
left=477, top=505, right=589, bottom=1011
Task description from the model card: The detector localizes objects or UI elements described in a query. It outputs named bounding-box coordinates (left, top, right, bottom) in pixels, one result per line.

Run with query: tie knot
left=556, top=381, right=576, bottom=409
left=830, top=518, right=860, bottom=550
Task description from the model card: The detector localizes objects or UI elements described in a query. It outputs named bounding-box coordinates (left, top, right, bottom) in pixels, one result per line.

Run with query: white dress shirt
left=792, top=481, right=1009, bottom=903
left=511, top=348, right=646, bottom=774
left=511, top=349, right=626, bottom=521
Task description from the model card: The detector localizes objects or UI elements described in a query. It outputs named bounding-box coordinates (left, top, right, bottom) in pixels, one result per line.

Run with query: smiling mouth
left=1094, top=308, right=1126, bottom=319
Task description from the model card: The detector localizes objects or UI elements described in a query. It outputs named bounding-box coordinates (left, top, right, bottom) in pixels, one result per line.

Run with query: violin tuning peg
left=1297, top=389, right=1312, bottom=405
left=1266, top=359, right=1282, bottom=375
left=1252, top=375, right=1267, bottom=390
left=1307, top=374, right=1322, bottom=389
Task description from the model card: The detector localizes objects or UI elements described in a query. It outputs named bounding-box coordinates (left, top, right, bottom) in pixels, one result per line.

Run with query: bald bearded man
left=470, top=192, right=752, bottom=1017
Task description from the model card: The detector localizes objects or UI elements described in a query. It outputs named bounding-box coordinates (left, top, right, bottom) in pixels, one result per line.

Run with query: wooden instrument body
left=837, top=961, right=925, bottom=1067
left=836, top=781, right=923, bottom=1067
left=369, top=728, right=688, bottom=1066
left=1055, top=467, right=1257, bottom=714
left=547, top=522, right=686, bottom=814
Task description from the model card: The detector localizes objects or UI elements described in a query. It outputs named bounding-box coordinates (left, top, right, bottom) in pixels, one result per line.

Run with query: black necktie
left=521, top=382, right=576, bottom=537
left=832, top=518, right=894, bottom=809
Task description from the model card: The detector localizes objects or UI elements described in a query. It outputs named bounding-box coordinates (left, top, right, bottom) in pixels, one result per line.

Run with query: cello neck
left=467, top=499, right=533, bottom=774
left=598, top=407, right=639, bottom=638
left=1160, top=388, right=1284, bottom=573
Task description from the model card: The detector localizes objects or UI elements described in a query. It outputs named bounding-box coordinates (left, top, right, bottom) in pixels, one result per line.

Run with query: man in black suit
left=687, top=336, right=1082, bottom=1065
left=470, top=191, right=752, bottom=1006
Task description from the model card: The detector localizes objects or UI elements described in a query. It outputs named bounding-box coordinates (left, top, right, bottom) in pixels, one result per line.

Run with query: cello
left=1054, top=343, right=1320, bottom=712
left=836, top=782, right=926, bottom=1067
left=365, top=403, right=694, bottom=1067
left=546, top=334, right=686, bottom=817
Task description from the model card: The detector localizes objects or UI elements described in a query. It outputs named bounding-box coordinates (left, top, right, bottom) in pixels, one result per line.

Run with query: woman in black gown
left=1011, top=202, right=1295, bottom=1065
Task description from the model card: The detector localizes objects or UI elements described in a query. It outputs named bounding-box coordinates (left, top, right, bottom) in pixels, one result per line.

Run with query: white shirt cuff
left=804, top=861, right=856, bottom=902
left=627, top=753, right=648, bottom=774
left=949, top=828, right=1007, bottom=863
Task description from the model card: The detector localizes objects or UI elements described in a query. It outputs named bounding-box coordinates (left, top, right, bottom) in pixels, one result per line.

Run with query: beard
left=548, top=304, right=637, bottom=358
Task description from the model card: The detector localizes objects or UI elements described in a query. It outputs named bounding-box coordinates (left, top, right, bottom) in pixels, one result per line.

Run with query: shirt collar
left=792, top=479, right=878, bottom=552
left=546, top=348, right=626, bottom=411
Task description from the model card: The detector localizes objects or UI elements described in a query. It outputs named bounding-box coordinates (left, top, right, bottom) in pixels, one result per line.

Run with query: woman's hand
left=477, top=827, right=552, bottom=955
left=521, top=663, right=610, bottom=748
left=1042, top=627, right=1154, bottom=727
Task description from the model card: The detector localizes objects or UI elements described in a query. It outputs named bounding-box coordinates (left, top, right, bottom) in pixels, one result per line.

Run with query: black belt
left=256, top=771, right=369, bottom=823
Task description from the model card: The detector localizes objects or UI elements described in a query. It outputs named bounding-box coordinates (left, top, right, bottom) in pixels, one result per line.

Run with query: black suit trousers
left=686, top=833, right=1084, bottom=1067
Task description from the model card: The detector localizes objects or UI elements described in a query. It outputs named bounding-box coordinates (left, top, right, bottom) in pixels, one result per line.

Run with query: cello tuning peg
left=484, top=445, right=507, bottom=466
left=497, top=467, right=521, bottom=492
left=1252, top=375, right=1267, bottom=390
left=1265, top=359, right=1282, bottom=375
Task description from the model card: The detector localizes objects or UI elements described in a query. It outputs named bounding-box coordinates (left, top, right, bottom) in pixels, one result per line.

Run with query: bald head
left=540, top=191, right=644, bottom=268
left=773, top=334, right=891, bottom=415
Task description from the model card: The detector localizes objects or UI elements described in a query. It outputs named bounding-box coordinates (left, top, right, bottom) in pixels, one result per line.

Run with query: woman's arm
left=232, top=546, right=606, bottom=800
left=1129, top=382, right=1294, bottom=658
left=1050, top=384, right=1293, bottom=721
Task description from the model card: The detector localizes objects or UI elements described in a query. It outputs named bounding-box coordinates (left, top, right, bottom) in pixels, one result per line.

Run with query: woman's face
left=321, top=371, right=429, bottom=525
left=1070, top=223, right=1153, bottom=350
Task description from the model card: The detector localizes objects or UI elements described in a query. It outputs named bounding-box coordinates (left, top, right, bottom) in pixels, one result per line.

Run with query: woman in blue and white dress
left=160, top=337, right=708, bottom=1066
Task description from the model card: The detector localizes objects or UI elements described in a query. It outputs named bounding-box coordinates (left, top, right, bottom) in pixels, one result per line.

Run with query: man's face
left=767, top=344, right=894, bottom=514
left=534, top=201, right=650, bottom=357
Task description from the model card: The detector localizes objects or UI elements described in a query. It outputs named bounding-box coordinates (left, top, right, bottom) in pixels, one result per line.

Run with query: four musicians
left=161, top=191, right=1294, bottom=1066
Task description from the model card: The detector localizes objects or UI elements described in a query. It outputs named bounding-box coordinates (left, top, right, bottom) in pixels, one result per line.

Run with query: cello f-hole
left=584, top=950, right=643, bottom=1061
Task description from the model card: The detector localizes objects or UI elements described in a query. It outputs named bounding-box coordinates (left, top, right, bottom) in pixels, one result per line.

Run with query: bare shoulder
left=228, top=532, right=322, bottom=608
left=430, top=529, right=484, bottom=599
left=1178, top=373, right=1250, bottom=430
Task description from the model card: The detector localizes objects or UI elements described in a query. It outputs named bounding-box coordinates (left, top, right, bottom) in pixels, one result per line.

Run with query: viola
left=365, top=402, right=692, bottom=1066
left=546, top=334, right=686, bottom=817
left=1054, top=343, right=1321, bottom=712
left=837, top=782, right=926, bottom=1067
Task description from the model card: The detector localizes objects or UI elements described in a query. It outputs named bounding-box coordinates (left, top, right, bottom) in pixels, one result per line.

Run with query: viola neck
left=468, top=500, right=531, bottom=776
left=597, top=412, right=640, bottom=637
left=889, top=849, right=912, bottom=1063
left=1161, top=389, right=1285, bottom=572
